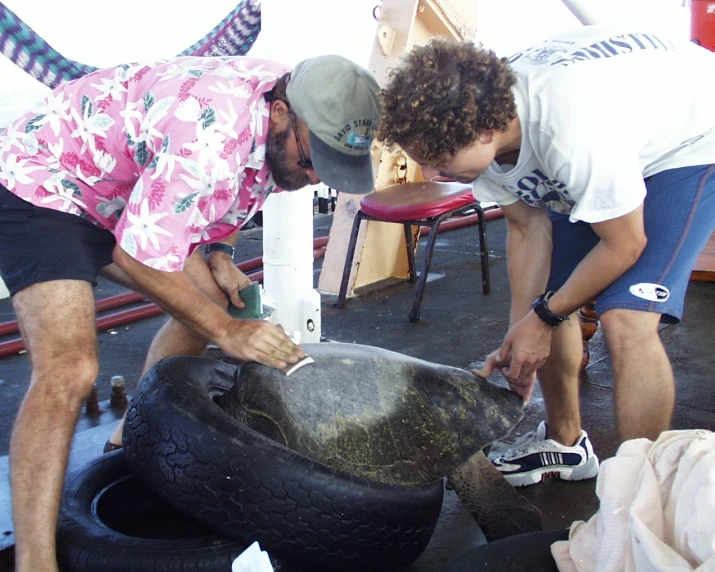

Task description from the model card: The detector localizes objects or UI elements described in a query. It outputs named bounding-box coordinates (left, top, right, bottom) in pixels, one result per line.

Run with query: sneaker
left=491, top=421, right=599, bottom=487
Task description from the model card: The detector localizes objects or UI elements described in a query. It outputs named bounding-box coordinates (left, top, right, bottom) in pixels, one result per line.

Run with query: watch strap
left=205, top=243, right=235, bottom=257
left=531, top=291, right=569, bottom=327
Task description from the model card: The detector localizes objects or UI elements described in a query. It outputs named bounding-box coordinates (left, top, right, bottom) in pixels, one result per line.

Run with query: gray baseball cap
left=286, top=55, right=380, bottom=194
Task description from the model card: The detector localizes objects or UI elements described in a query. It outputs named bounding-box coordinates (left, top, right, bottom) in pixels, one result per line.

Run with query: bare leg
left=11, top=280, right=100, bottom=572
left=600, top=309, right=674, bottom=443
left=105, top=249, right=229, bottom=446
left=536, top=314, right=583, bottom=446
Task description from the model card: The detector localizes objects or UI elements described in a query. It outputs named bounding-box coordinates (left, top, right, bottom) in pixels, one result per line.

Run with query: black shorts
left=0, top=185, right=116, bottom=296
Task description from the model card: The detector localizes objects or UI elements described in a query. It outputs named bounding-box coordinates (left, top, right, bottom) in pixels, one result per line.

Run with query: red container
left=690, top=0, right=715, bottom=51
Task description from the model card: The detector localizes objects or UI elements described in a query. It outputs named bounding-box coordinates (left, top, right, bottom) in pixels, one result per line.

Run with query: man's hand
left=473, top=312, right=553, bottom=402
left=217, top=319, right=307, bottom=369
left=498, top=310, right=553, bottom=385
left=207, top=251, right=252, bottom=308
left=474, top=349, right=537, bottom=402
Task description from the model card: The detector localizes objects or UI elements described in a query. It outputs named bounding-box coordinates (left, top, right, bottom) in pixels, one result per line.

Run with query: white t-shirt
left=473, top=26, right=715, bottom=223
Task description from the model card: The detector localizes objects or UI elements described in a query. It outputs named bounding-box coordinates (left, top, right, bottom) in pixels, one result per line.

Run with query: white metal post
left=261, top=190, right=321, bottom=343
left=250, top=0, right=377, bottom=344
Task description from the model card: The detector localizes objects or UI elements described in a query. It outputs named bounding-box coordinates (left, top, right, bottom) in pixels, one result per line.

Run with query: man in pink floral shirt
left=0, top=53, right=380, bottom=572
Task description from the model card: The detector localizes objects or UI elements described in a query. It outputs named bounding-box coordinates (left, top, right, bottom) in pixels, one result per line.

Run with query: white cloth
left=472, top=25, right=715, bottom=223
left=551, top=430, right=715, bottom=572
left=231, top=541, right=274, bottom=572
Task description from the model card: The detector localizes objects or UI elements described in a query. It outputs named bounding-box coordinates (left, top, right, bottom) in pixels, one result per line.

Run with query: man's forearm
left=506, top=227, right=552, bottom=327
left=113, top=245, right=231, bottom=342
left=545, top=240, right=641, bottom=317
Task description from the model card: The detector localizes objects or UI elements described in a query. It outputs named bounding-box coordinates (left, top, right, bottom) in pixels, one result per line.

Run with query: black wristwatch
left=531, top=291, right=569, bottom=327
left=205, top=243, right=235, bottom=257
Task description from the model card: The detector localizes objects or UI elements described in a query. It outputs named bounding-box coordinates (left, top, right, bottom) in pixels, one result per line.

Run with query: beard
left=265, top=125, right=311, bottom=191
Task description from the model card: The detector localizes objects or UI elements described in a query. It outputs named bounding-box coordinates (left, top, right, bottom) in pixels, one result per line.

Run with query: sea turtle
left=219, top=341, right=543, bottom=540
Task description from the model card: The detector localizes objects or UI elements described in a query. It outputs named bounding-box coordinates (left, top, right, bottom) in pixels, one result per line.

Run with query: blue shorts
left=547, top=164, right=715, bottom=324
left=0, top=184, right=116, bottom=296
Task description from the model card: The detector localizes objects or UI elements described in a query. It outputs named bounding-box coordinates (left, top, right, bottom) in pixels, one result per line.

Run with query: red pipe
left=0, top=248, right=328, bottom=357
left=0, top=214, right=498, bottom=357
left=0, top=338, right=24, bottom=356
left=0, top=241, right=331, bottom=338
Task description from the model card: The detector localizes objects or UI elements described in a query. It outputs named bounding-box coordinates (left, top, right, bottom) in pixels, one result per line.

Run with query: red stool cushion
left=359, top=182, right=476, bottom=222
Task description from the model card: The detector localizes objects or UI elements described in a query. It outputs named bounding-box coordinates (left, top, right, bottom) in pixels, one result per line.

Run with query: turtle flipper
left=448, top=451, right=543, bottom=542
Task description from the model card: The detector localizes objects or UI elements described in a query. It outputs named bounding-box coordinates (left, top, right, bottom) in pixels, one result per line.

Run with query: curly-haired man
left=378, top=27, right=715, bottom=487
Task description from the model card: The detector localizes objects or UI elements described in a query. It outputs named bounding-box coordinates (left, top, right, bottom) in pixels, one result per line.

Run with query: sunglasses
left=288, top=109, right=313, bottom=170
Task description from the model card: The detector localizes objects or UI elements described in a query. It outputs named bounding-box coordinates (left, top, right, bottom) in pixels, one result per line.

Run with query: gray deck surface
left=0, top=211, right=713, bottom=571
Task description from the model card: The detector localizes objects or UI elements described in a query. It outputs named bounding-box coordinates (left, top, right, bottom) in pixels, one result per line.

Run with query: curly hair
left=377, top=38, right=517, bottom=166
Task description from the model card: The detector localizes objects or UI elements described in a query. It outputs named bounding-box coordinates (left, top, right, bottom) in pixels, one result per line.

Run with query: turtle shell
left=220, top=342, right=523, bottom=486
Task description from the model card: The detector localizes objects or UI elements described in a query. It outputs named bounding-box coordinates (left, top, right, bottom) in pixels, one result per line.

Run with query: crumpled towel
left=551, top=429, right=715, bottom=572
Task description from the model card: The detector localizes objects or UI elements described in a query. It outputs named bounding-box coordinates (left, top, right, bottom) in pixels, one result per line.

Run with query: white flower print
left=0, top=120, right=29, bottom=155
left=74, top=164, right=102, bottom=186
left=180, top=168, right=217, bottom=197
left=43, top=171, right=67, bottom=194
left=92, top=73, right=128, bottom=101
left=0, top=154, right=44, bottom=189
left=120, top=231, right=138, bottom=258
left=70, top=107, right=115, bottom=154
left=124, top=199, right=172, bottom=251
left=96, top=195, right=126, bottom=220
left=39, top=179, right=88, bottom=213
left=189, top=227, right=213, bottom=244
left=210, top=158, right=231, bottom=183
left=47, top=139, right=64, bottom=160
left=209, top=80, right=251, bottom=100
left=143, top=252, right=182, bottom=272
left=32, top=92, right=72, bottom=136
left=183, top=126, right=226, bottom=167
left=155, top=59, right=214, bottom=81
left=217, top=100, right=240, bottom=139
left=46, top=139, right=64, bottom=170
left=206, top=203, right=219, bottom=224
left=174, top=97, right=202, bottom=123
left=21, top=132, right=39, bottom=156
left=188, top=206, right=218, bottom=243
left=218, top=207, right=242, bottom=226
left=150, top=147, right=180, bottom=182
left=122, top=96, right=175, bottom=147
left=246, top=143, right=265, bottom=170
left=232, top=62, right=280, bottom=89
left=186, top=205, right=209, bottom=229
left=128, top=178, right=144, bottom=208
left=94, top=151, right=117, bottom=174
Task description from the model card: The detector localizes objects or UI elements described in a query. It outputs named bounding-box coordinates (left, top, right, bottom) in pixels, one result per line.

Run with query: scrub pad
left=228, top=282, right=264, bottom=320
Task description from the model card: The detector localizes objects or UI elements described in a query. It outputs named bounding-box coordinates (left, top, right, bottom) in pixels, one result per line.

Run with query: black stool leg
left=336, top=211, right=366, bottom=308
left=404, top=223, right=417, bottom=283
left=409, top=215, right=446, bottom=323
left=475, top=203, right=491, bottom=295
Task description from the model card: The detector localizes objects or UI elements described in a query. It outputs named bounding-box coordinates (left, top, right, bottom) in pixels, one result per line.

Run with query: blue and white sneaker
left=491, top=421, right=599, bottom=487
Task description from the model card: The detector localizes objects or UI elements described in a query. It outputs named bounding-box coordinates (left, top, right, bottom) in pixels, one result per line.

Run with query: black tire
left=57, top=450, right=267, bottom=571
left=123, top=356, right=444, bottom=572
left=442, top=529, right=570, bottom=572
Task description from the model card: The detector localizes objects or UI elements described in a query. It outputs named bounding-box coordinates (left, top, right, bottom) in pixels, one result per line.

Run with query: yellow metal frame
left=318, top=0, right=476, bottom=297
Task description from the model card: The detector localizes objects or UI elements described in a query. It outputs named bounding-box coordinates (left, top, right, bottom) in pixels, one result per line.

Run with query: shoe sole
left=501, top=456, right=600, bottom=487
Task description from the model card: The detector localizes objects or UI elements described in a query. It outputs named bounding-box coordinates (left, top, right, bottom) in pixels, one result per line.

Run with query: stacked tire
left=58, top=356, right=444, bottom=571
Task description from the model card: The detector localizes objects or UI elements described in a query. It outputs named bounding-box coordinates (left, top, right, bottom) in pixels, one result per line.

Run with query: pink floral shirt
left=0, top=56, right=288, bottom=271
